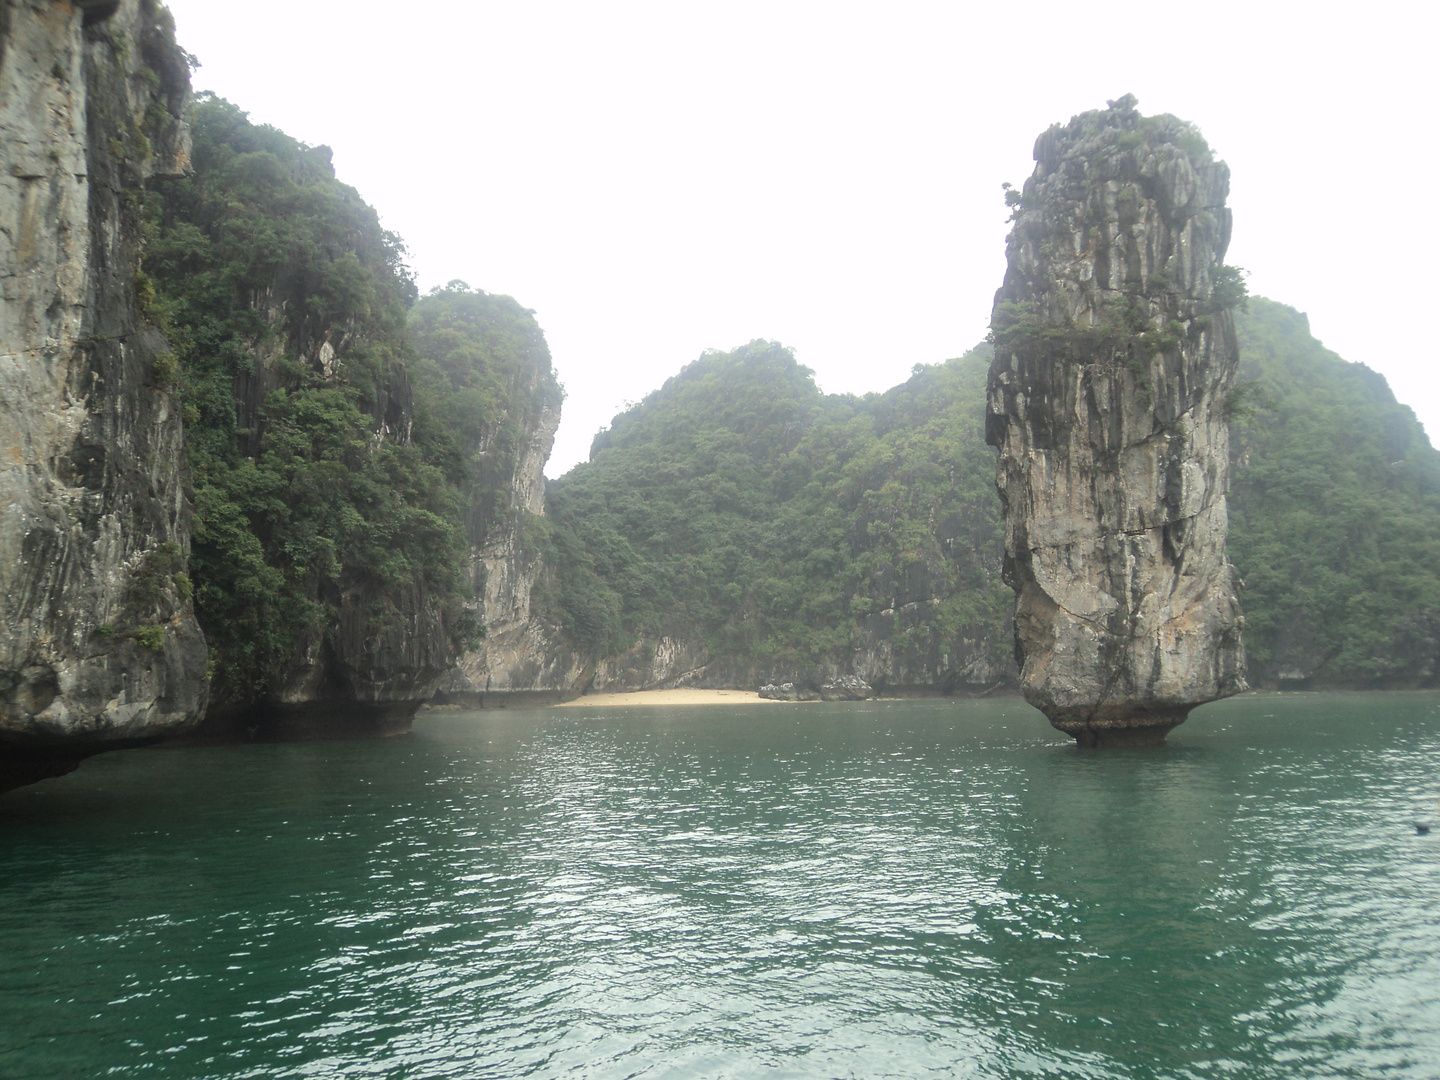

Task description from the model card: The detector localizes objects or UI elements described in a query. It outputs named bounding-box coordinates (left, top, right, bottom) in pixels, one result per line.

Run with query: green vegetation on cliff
left=142, top=96, right=555, bottom=706
left=407, top=282, right=562, bottom=555
left=536, top=342, right=1011, bottom=687
left=1229, top=298, right=1440, bottom=686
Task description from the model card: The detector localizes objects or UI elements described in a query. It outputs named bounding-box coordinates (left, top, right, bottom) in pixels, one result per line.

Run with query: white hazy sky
left=163, top=0, right=1437, bottom=477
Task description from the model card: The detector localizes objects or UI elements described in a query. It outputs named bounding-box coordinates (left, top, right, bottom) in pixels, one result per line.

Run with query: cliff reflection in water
left=1, top=693, right=1438, bottom=1078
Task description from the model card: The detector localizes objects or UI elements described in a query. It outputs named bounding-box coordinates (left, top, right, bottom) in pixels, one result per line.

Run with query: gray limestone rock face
left=442, top=343, right=570, bottom=705
left=0, top=0, right=207, bottom=789
left=985, top=97, right=1246, bottom=746
left=447, top=399, right=565, bottom=696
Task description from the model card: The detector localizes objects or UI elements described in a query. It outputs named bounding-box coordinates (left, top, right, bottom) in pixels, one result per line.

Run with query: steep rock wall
left=190, top=293, right=455, bottom=736
left=141, top=99, right=477, bottom=738
left=404, top=286, right=567, bottom=706
left=461, top=397, right=559, bottom=663
left=441, top=401, right=572, bottom=704
left=985, top=97, right=1245, bottom=745
left=240, top=356, right=456, bottom=735
left=445, top=390, right=568, bottom=702
left=0, top=0, right=207, bottom=788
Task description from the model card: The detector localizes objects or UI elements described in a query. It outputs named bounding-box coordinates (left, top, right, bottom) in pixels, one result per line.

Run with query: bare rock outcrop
left=450, top=397, right=562, bottom=694
left=428, top=295, right=569, bottom=708
left=985, top=96, right=1246, bottom=746
left=819, top=675, right=873, bottom=701
left=0, top=0, right=207, bottom=789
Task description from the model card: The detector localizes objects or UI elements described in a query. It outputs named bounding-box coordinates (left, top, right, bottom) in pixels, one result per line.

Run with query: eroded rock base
left=1049, top=707, right=1192, bottom=748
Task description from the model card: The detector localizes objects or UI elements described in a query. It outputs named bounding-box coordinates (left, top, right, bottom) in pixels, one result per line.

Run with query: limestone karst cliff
left=405, top=285, right=565, bottom=706
left=143, top=98, right=479, bottom=737
left=985, top=96, right=1246, bottom=745
left=0, top=0, right=208, bottom=790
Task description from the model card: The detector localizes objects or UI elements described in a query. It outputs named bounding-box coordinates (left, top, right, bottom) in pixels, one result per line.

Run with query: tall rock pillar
left=0, top=0, right=207, bottom=790
left=985, top=97, right=1245, bottom=746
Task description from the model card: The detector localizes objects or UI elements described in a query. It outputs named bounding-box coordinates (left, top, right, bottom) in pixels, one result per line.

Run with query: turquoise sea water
left=2, top=693, right=1438, bottom=1079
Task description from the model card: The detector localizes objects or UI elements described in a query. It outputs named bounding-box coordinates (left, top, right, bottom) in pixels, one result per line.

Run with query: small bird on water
left=1417, top=798, right=1440, bottom=835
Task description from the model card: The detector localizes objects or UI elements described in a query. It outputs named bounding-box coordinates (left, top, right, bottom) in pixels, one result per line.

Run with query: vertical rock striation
left=985, top=96, right=1245, bottom=746
left=441, top=394, right=570, bottom=705
left=414, top=289, right=569, bottom=706
left=0, top=0, right=207, bottom=789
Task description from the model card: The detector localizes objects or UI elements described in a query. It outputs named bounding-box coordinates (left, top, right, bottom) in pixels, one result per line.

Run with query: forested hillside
left=143, top=95, right=557, bottom=719
left=535, top=303, right=1440, bottom=692
left=533, top=341, right=1013, bottom=692
left=1229, top=299, right=1440, bottom=687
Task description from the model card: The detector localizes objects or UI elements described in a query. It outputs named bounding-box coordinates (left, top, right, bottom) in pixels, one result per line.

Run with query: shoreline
left=428, top=686, right=1439, bottom=714
left=551, top=688, right=791, bottom=708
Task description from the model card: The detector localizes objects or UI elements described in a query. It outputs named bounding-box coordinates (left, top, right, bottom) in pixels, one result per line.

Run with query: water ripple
left=2, top=693, right=1438, bottom=1078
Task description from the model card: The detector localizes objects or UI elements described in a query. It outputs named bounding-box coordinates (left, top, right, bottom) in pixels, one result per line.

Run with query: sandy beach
left=551, top=688, right=785, bottom=708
